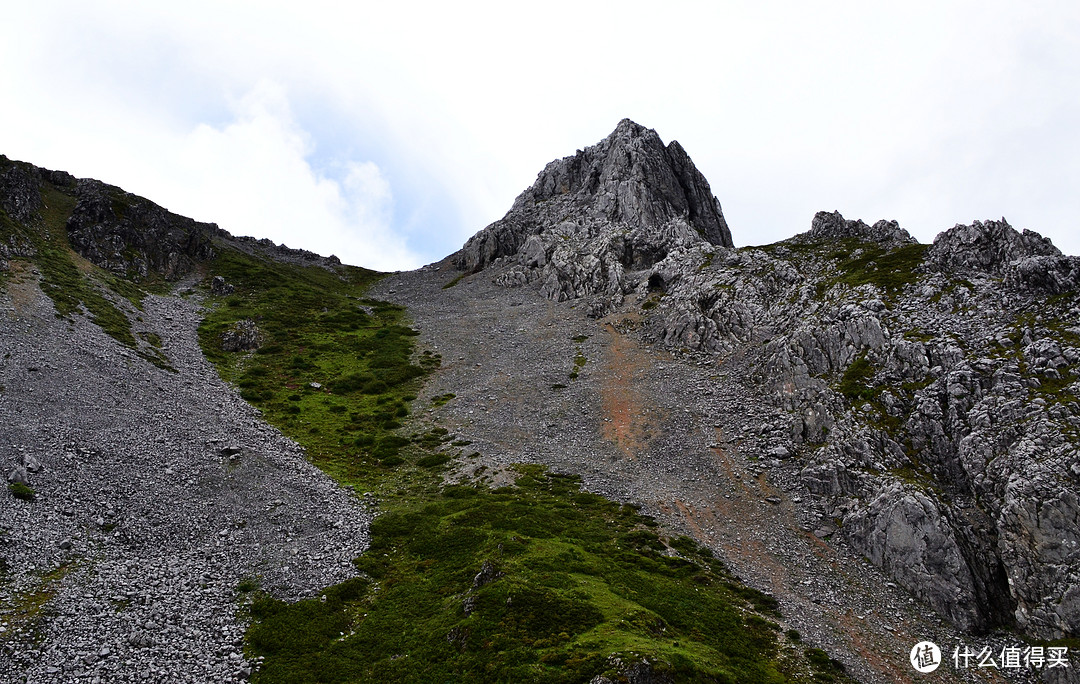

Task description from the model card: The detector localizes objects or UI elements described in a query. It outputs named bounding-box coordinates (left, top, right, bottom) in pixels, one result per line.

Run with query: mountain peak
left=451, top=120, right=732, bottom=316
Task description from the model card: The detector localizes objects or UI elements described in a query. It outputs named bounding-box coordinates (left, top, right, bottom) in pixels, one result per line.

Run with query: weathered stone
left=926, top=219, right=1060, bottom=276
left=221, top=319, right=264, bottom=352
left=844, top=485, right=983, bottom=631
left=451, top=119, right=733, bottom=317
left=65, top=179, right=219, bottom=280
left=17, top=452, right=42, bottom=473
left=807, top=210, right=916, bottom=247
left=6, top=465, right=28, bottom=485
left=471, top=560, right=503, bottom=589
left=210, top=276, right=235, bottom=295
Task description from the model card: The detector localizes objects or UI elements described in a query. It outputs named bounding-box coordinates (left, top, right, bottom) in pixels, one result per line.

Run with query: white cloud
left=164, top=81, right=418, bottom=270
left=1, top=1, right=1079, bottom=262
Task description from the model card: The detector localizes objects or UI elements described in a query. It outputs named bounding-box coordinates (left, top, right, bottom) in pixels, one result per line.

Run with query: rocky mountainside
left=2, top=118, right=1078, bottom=684
left=448, top=122, right=1080, bottom=649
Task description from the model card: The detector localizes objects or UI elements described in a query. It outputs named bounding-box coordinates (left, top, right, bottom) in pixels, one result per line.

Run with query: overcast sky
left=2, top=2, right=1078, bottom=270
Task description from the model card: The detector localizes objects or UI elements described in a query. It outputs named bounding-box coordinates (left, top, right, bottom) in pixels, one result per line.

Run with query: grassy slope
left=197, top=247, right=852, bottom=683
left=0, top=167, right=173, bottom=370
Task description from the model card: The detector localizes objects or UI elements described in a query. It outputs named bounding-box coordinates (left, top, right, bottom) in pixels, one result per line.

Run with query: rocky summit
left=1, top=121, right=1078, bottom=684
left=454, top=119, right=733, bottom=318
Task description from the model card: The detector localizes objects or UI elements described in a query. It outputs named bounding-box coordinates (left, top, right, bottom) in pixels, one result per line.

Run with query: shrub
left=9, top=482, right=35, bottom=500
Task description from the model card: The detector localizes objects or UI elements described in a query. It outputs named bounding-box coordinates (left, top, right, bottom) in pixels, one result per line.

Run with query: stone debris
left=220, top=319, right=264, bottom=352
left=0, top=276, right=370, bottom=683
left=384, top=119, right=1080, bottom=683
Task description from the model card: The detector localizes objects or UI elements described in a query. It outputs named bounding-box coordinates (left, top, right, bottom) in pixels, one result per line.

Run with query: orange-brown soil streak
left=599, top=321, right=656, bottom=458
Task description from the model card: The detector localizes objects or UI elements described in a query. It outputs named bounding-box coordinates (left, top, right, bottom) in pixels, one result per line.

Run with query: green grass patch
left=237, top=577, right=260, bottom=594
left=837, top=352, right=879, bottom=403
left=442, top=272, right=467, bottom=289
left=0, top=564, right=70, bottom=646
left=32, top=187, right=137, bottom=347
left=8, top=482, right=35, bottom=501
left=569, top=348, right=587, bottom=381
left=197, top=247, right=427, bottom=488
left=247, top=467, right=816, bottom=684
left=826, top=241, right=928, bottom=296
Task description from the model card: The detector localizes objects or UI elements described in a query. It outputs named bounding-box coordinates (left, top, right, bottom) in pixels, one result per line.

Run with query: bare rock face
left=452, top=119, right=732, bottom=316
left=0, top=156, right=44, bottom=224
left=65, top=179, right=219, bottom=280
left=622, top=210, right=1078, bottom=639
left=844, top=484, right=984, bottom=631
left=808, top=210, right=917, bottom=248
left=927, top=218, right=1061, bottom=276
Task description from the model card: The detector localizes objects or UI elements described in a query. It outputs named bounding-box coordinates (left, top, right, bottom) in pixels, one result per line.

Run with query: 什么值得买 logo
left=910, top=642, right=941, bottom=673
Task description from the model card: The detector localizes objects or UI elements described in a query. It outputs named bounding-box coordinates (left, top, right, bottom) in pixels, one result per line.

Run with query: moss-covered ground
left=196, top=247, right=852, bottom=683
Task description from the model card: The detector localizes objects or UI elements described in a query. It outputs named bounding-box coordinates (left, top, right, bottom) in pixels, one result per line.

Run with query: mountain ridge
left=2, top=120, right=1079, bottom=683
left=447, top=121, right=1080, bottom=644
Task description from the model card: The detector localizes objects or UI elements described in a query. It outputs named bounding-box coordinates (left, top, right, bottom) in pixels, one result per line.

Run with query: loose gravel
left=373, top=260, right=1054, bottom=684
left=0, top=272, right=370, bottom=683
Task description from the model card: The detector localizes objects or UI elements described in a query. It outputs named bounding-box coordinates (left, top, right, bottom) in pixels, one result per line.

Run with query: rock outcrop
left=807, top=210, right=917, bottom=247
left=0, top=155, right=222, bottom=281
left=629, top=212, right=1080, bottom=639
left=221, top=318, right=264, bottom=352
left=65, top=179, right=219, bottom=280
left=452, top=119, right=733, bottom=317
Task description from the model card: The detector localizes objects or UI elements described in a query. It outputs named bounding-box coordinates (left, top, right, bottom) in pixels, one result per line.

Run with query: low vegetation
left=250, top=467, right=807, bottom=683
left=196, top=249, right=851, bottom=683
left=837, top=352, right=879, bottom=403
left=8, top=482, right=36, bottom=501
left=827, top=242, right=928, bottom=295
left=0, top=175, right=173, bottom=370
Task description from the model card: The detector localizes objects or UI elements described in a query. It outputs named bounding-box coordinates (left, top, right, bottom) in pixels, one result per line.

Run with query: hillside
left=1, top=120, right=1078, bottom=684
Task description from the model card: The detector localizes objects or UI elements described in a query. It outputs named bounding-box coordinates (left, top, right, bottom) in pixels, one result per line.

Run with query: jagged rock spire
left=454, top=119, right=732, bottom=275
left=524, top=119, right=732, bottom=247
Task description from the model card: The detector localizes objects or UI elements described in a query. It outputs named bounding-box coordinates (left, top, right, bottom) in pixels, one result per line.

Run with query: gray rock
left=844, top=484, right=984, bottom=631
left=451, top=119, right=733, bottom=317
left=6, top=465, right=28, bottom=485
left=65, top=178, right=219, bottom=280
left=210, top=276, right=235, bottom=295
left=807, top=210, right=916, bottom=247
left=471, top=560, right=503, bottom=589
left=221, top=319, right=264, bottom=352
left=767, top=446, right=791, bottom=459
left=927, top=218, right=1060, bottom=276
left=18, top=452, right=42, bottom=473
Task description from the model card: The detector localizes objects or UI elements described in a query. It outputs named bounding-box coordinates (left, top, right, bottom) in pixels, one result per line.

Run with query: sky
left=2, top=2, right=1078, bottom=271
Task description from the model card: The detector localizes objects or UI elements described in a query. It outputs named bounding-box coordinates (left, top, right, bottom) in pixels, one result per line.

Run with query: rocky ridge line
left=0, top=154, right=343, bottom=282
